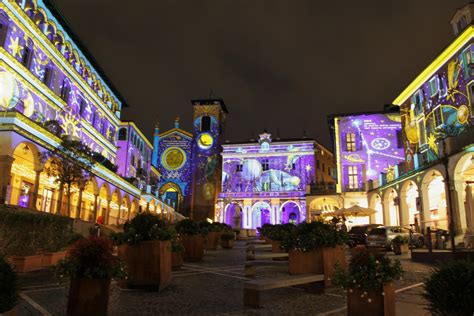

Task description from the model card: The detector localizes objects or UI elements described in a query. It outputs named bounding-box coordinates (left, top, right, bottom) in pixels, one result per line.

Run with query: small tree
left=42, top=136, right=95, bottom=217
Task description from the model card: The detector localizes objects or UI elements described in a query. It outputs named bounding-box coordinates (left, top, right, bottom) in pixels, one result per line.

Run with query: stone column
left=106, top=200, right=111, bottom=225
left=30, top=168, right=42, bottom=210
left=93, top=194, right=99, bottom=222
left=0, top=155, right=14, bottom=205
left=270, top=199, right=280, bottom=224
left=398, top=192, right=409, bottom=227
left=242, top=200, right=252, bottom=229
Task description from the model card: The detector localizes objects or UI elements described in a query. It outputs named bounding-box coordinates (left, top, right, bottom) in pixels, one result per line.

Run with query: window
left=433, top=106, right=443, bottom=127
left=396, top=130, right=403, bottom=148
left=0, top=21, right=8, bottom=47
left=262, top=159, right=269, bottom=171
left=201, top=116, right=211, bottom=132
left=418, top=120, right=426, bottom=145
left=236, top=164, right=242, bottom=172
left=413, top=90, right=424, bottom=116
left=469, top=83, right=474, bottom=110
left=316, top=159, right=320, bottom=169
left=322, top=163, right=325, bottom=173
left=348, top=165, right=358, bottom=189
left=60, top=80, right=70, bottom=103
left=429, top=76, right=439, bottom=96
left=346, top=133, right=356, bottom=152
left=79, top=99, right=86, bottom=116
left=43, top=66, right=53, bottom=86
left=21, top=46, right=32, bottom=68
left=291, top=163, right=296, bottom=170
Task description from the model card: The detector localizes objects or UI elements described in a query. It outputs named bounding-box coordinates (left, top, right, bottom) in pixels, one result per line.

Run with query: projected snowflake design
left=371, top=138, right=391, bottom=150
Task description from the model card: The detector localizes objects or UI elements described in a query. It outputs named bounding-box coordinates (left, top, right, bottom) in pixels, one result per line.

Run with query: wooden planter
left=393, top=243, right=409, bottom=255
left=323, top=245, right=346, bottom=287
left=11, top=255, right=43, bottom=273
left=66, top=278, right=110, bottom=316
left=207, top=232, right=222, bottom=250
left=42, top=251, right=67, bottom=267
left=117, top=240, right=172, bottom=291
left=272, top=240, right=288, bottom=261
left=221, top=239, right=234, bottom=249
left=172, top=251, right=183, bottom=270
left=182, top=234, right=204, bottom=262
left=289, top=248, right=323, bottom=275
left=347, top=283, right=395, bottom=316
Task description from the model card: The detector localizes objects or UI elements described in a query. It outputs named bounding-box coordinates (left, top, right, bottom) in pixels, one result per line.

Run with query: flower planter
left=182, top=234, right=204, bottom=262
left=393, top=243, right=409, bottom=255
left=347, top=283, right=395, bottom=316
left=221, top=239, right=234, bottom=249
left=206, top=232, right=222, bottom=250
left=172, top=251, right=183, bottom=270
left=11, top=255, right=43, bottom=273
left=323, top=245, right=346, bottom=287
left=271, top=240, right=288, bottom=261
left=289, top=248, right=323, bottom=275
left=42, top=251, right=67, bottom=267
left=117, top=240, right=172, bottom=291
left=66, top=278, right=110, bottom=316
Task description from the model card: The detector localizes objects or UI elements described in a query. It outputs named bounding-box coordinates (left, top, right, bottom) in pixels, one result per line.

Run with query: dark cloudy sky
left=53, top=0, right=466, bottom=147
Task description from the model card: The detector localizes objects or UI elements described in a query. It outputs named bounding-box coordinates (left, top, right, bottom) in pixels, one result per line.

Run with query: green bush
left=257, top=223, right=274, bottom=237
left=267, top=224, right=296, bottom=241
left=424, top=260, right=474, bottom=316
left=176, top=219, right=206, bottom=236
left=333, top=248, right=403, bottom=292
left=208, top=222, right=231, bottom=232
left=56, top=237, right=126, bottom=280
left=0, top=208, right=75, bottom=256
left=281, top=221, right=348, bottom=252
left=111, top=213, right=175, bottom=245
left=220, top=232, right=235, bottom=241
left=0, top=256, right=17, bottom=313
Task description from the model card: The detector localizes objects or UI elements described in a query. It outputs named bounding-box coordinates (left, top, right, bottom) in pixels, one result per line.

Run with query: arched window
left=60, top=79, right=71, bottom=103
left=21, top=46, right=32, bottom=68
left=201, top=115, right=211, bottom=132
left=43, top=65, right=53, bottom=86
left=118, top=127, right=127, bottom=140
left=0, top=18, right=8, bottom=46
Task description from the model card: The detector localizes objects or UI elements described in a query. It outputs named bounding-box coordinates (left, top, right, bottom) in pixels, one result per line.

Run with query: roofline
left=392, top=24, right=474, bottom=105
left=44, top=0, right=129, bottom=108
left=119, top=121, right=153, bottom=148
left=191, top=98, right=229, bottom=114
left=158, top=127, right=193, bottom=138
left=223, top=138, right=316, bottom=146
left=327, top=106, right=400, bottom=123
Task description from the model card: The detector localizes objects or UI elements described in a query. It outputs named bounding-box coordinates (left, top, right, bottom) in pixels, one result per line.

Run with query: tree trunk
left=56, top=183, right=64, bottom=215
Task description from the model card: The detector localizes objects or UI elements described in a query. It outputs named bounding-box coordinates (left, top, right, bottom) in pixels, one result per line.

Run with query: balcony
left=308, top=183, right=337, bottom=195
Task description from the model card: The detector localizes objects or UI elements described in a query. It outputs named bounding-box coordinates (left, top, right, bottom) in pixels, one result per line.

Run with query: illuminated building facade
left=366, top=5, right=474, bottom=246
left=216, top=133, right=318, bottom=229
left=152, top=99, right=227, bottom=220
left=0, top=0, right=176, bottom=224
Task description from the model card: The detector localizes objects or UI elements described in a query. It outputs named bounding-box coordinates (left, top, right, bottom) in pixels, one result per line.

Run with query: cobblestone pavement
left=17, top=241, right=433, bottom=315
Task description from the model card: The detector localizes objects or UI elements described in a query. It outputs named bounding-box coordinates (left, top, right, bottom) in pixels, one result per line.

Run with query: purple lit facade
left=217, top=133, right=316, bottom=229
left=332, top=113, right=405, bottom=192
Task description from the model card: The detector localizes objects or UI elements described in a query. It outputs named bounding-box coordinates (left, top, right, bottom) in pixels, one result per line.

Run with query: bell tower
left=190, top=98, right=228, bottom=220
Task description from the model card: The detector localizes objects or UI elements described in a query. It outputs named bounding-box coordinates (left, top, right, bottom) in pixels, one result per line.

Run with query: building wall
left=315, top=143, right=335, bottom=185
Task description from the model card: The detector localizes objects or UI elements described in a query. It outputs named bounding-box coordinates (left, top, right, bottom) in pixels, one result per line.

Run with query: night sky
left=53, top=0, right=467, bottom=148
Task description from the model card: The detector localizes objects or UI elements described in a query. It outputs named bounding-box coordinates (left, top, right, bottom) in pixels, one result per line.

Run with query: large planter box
left=42, top=251, right=67, bottom=267
left=323, top=245, right=346, bottom=287
left=207, top=232, right=222, bottom=250
left=271, top=240, right=288, bottom=261
left=67, top=278, right=110, bottom=316
left=11, top=255, right=43, bottom=273
left=347, top=283, right=395, bottom=316
left=182, top=235, right=204, bottom=262
left=172, top=252, right=183, bottom=270
left=289, top=248, right=323, bottom=275
left=221, top=239, right=234, bottom=249
left=117, top=240, right=172, bottom=291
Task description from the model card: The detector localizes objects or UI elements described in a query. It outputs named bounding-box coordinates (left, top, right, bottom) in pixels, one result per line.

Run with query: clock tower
left=190, top=99, right=228, bottom=220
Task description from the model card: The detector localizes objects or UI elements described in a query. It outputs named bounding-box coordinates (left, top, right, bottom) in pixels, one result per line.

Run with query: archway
left=400, top=180, right=421, bottom=231
left=251, top=201, right=271, bottom=229
left=308, top=196, right=341, bottom=222
left=383, top=188, right=399, bottom=226
left=280, top=201, right=301, bottom=224
left=453, top=153, right=474, bottom=240
left=109, top=189, right=121, bottom=225
left=422, top=171, right=448, bottom=230
left=224, top=203, right=243, bottom=228
left=10, top=142, right=42, bottom=209
left=368, top=193, right=383, bottom=224
left=159, top=182, right=183, bottom=212
left=97, top=183, right=110, bottom=224
left=79, top=176, right=98, bottom=221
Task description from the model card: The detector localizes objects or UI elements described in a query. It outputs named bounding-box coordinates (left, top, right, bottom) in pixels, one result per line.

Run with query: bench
left=246, top=239, right=268, bottom=245
left=244, top=260, right=288, bottom=277
left=246, top=252, right=289, bottom=261
left=244, top=274, right=325, bottom=307
left=246, top=244, right=273, bottom=254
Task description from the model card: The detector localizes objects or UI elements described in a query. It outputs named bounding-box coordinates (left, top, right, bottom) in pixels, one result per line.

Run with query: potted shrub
left=391, top=236, right=409, bottom=255
left=205, top=222, right=228, bottom=250
left=257, top=224, right=274, bottom=242
left=0, top=256, right=18, bottom=316
left=233, top=229, right=241, bottom=239
left=281, top=221, right=347, bottom=286
left=112, top=213, right=174, bottom=291
left=333, top=249, right=403, bottom=316
left=267, top=224, right=295, bottom=260
left=424, top=260, right=474, bottom=316
left=56, top=237, right=125, bottom=316
left=42, top=233, right=84, bottom=267
left=171, top=240, right=185, bottom=270
left=220, top=232, right=236, bottom=249
left=176, top=219, right=206, bottom=262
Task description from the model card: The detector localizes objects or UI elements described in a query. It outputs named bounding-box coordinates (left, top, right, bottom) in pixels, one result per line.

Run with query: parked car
left=366, top=226, right=425, bottom=250
left=347, top=224, right=382, bottom=247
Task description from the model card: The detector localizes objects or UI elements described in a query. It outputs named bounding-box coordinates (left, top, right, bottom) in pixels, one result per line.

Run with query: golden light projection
left=60, top=112, right=80, bottom=138
left=0, top=71, right=19, bottom=110
left=8, top=36, right=23, bottom=58
left=198, top=133, right=214, bottom=150
left=23, top=91, right=35, bottom=117
left=162, top=147, right=186, bottom=171
left=457, top=104, right=469, bottom=124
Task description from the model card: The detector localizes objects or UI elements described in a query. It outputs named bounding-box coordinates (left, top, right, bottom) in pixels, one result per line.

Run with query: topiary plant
left=267, top=224, right=296, bottom=241
left=111, top=213, right=175, bottom=244
left=220, top=232, right=235, bottom=241
left=0, top=256, right=17, bottom=313
left=175, top=219, right=204, bottom=236
left=423, top=260, right=474, bottom=316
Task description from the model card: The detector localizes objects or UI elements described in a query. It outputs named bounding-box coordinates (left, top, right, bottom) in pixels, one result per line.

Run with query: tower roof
left=191, top=98, right=229, bottom=114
